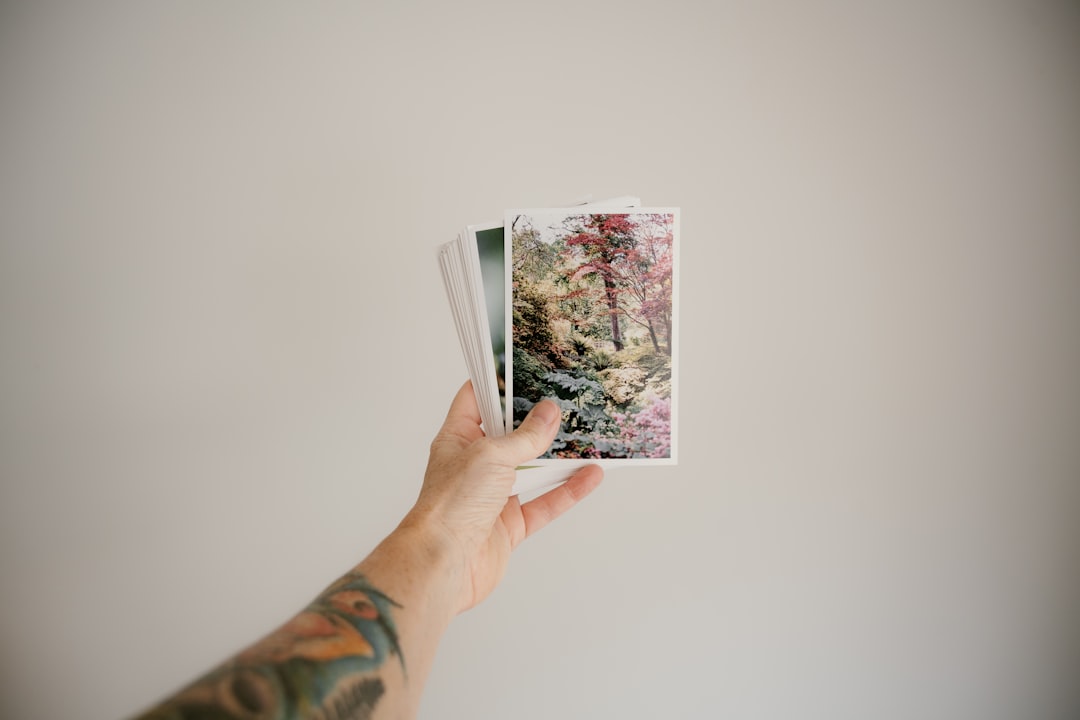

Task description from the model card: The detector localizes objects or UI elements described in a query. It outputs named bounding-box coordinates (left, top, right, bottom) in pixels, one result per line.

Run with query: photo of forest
left=510, top=211, right=676, bottom=459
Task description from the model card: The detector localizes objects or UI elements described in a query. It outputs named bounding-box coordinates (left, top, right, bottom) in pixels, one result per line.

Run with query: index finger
left=516, top=464, right=604, bottom=543
left=438, top=381, right=486, bottom=444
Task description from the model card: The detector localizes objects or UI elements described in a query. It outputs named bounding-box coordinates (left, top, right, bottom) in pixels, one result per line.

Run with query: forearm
left=135, top=517, right=463, bottom=720
left=348, top=514, right=465, bottom=716
left=133, top=387, right=597, bottom=719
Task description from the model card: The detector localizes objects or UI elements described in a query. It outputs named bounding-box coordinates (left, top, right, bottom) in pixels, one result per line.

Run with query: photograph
left=473, top=224, right=507, bottom=416
left=507, top=209, right=678, bottom=460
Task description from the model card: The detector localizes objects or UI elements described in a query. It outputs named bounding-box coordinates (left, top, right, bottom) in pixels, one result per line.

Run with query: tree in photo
left=562, top=214, right=639, bottom=352
left=561, top=213, right=674, bottom=355
left=615, top=213, right=673, bottom=356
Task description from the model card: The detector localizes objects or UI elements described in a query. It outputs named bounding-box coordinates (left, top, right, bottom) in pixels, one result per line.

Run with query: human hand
left=407, top=381, right=603, bottom=613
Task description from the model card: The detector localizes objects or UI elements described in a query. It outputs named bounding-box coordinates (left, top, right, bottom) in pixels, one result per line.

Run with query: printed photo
left=507, top=209, right=678, bottom=460
left=473, top=224, right=507, bottom=414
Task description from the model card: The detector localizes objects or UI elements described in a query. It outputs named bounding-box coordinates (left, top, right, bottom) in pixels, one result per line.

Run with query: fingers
left=438, top=381, right=485, bottom=443
left=518, top=464, right=603, bottom=542
left=489, top=399, right=561, bottom=466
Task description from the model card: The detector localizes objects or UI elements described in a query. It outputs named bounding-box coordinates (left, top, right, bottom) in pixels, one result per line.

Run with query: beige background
left=1, top=2, right=1078, bottom=718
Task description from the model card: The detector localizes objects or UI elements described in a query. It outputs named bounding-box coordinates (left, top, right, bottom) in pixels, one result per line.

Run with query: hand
left=407, top=381, right=603, bottom=613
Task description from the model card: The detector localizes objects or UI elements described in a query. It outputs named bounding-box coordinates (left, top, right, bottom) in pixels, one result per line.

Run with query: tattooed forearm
left=136, top=573, right=402, bottom=720
left=313, top=678, right=385, bottom=720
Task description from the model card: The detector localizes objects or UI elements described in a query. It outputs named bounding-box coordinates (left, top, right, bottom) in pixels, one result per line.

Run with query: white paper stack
left=439, top=197, right=679, bottom=495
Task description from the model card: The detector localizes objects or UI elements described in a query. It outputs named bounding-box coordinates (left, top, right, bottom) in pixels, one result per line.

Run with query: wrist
left=395, top=509, right=465, bottom=569
left=365, top=510, right=468, bottom=621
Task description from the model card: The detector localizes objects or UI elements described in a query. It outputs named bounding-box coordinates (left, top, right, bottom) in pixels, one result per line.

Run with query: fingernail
left=532, top=399, right=559, bottom=427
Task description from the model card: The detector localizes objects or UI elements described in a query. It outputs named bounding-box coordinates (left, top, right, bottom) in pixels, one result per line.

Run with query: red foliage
left=559, top=213, right=674, bottom=354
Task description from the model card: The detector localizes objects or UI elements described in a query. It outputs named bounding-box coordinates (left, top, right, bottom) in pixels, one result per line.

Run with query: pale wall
left=1, top=2, right=1078, bottom=719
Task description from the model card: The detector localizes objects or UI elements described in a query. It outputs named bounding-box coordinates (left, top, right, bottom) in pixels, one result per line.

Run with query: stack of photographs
left=439, top=197, right=679, bottom=495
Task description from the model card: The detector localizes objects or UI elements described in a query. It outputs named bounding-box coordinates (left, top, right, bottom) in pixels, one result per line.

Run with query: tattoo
left=314, top=678, right=384, bottom=720
left=137, top=573, right=402, bottom=720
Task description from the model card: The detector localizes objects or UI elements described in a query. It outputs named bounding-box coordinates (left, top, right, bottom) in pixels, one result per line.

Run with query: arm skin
left=134, top=382, right=603, bottom=720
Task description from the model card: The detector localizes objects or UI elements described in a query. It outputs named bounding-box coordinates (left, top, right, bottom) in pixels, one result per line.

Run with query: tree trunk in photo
left=646, top=321, right=661, bottom=354
left=604, top=278, right=623, bottom=351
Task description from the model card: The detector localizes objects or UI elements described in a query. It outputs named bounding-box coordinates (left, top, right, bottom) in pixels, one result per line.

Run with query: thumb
left=491, top=399, right=561, bottom=465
